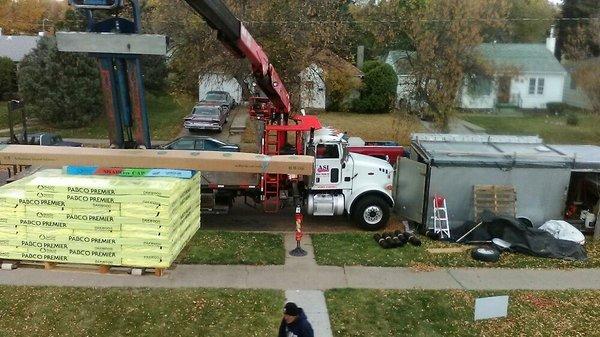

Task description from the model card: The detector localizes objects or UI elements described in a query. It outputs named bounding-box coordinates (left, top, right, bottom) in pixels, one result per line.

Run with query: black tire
left=471, top=245, right=501, bottom=263
left=352, top=195, right=390, bottom=231
left=425, top=229, right=441, bottom=240
left=406, top=234, right=422, bottom=247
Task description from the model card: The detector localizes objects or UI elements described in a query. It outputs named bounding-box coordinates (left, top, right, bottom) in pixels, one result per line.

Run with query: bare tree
left=392, top=0, right=510, bottom=128
left=573, top=58, right=600, bottom=113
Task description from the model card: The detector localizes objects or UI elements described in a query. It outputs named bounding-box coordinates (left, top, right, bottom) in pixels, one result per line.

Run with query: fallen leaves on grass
left=518, top=293, right=559, bottom=310
left=408, top=262, right=438, bottom=272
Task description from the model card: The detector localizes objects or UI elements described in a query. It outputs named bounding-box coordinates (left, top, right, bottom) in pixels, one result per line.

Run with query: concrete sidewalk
left=2, top=264, right=600, bottom=290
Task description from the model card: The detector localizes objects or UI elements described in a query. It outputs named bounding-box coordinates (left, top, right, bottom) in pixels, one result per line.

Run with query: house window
left=529, top=78, right=536, bottom=95
left=528, top=78, right=545, bottom=95
left=467, top=74, right=492, bottom=96
left=570, top=77, right=577, bottom=90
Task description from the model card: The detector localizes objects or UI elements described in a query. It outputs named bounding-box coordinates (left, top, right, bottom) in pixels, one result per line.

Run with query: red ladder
left=262, top=129, right=281, bottom=213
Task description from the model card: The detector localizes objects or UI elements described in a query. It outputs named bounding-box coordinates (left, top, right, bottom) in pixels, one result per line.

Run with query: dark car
left=162, top=136, right=240, bottom=152
left=184, top=105, right=228, bottom=132
left=199, top=91, right=236, bottom=113
left=26, top=133, right=83, bottom=147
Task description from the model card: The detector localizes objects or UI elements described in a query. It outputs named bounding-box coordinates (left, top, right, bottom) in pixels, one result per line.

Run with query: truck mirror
left=341, top=144, right=349, bottom=164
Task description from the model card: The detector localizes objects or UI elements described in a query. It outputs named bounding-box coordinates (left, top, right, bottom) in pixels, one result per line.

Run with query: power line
left=1, top=16, right=599, bottom=27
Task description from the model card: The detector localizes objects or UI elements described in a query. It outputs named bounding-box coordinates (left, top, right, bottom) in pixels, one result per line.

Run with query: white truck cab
left=304, top=128, right=395, bottom=230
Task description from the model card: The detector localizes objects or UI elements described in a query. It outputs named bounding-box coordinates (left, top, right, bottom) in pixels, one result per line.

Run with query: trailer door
left=394, top=158, right=428, bottom=223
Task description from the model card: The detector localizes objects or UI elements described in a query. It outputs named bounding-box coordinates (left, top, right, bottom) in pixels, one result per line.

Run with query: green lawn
left=242, top=110, right=422, bottom=147
left=326, top=289, right=600, bottom=337
left=8, top=93, right=194, bottom=141
left=312, top=233, right=600, bottom=269
left=0, top=286, right=283, bottom=337
left=176, top=230, right=285, bottom=265
left=463, top=112, right=600, bottom=145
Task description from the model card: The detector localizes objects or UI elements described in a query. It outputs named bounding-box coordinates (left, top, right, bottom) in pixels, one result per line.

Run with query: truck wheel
left=352, top=196, right=390, bottom=231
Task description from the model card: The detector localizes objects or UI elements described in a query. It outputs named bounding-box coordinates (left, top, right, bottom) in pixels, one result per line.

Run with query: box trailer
left=394, top=134, right=600, bottom=231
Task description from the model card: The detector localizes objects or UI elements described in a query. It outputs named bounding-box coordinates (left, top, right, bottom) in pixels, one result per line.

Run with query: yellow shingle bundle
left=0, top=169, right=200, bottom=268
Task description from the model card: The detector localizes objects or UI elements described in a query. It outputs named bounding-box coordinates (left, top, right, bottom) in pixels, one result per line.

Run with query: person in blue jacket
left=278, top=302, right=314, bottom=337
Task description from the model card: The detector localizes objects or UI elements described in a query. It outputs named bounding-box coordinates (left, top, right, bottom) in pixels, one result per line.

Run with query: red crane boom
left=182, top=0, right=322, bottom=212
left=182, top=0, right=291, bottom=115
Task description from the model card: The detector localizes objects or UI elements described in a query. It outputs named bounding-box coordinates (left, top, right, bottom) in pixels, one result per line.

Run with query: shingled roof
left=477, top=43, right=566, bottom=74
left=0, top=35, right=39, bottom=62
left=386, top=44, right=567, bottom=76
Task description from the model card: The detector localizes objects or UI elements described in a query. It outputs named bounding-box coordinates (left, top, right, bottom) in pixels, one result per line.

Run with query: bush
left=0, top=56, right=17, bottom=98
left=17, top=37, right=102, bottom=128
left=141, top=55, right=168, bottom=93
left=566, top=113, right=579, bottom=126
left=546, top=102, right=569, bottom=116
left=351, top=60, right=398, bottom=114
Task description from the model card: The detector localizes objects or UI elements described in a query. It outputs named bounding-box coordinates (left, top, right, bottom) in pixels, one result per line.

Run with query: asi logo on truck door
left=316, top=165, right=330, bottom=175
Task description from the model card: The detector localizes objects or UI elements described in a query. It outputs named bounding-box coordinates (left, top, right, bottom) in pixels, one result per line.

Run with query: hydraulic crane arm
left=182, top=0, right=291, bottom=114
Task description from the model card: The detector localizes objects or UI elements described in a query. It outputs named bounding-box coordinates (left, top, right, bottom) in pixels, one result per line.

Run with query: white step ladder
left=432, top=195, right=451, bottom=239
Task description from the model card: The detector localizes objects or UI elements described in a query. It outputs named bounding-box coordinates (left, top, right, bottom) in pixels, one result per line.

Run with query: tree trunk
left=234, top=74, right=251, bottom=102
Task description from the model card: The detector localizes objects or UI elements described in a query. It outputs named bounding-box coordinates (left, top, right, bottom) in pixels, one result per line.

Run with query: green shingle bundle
left=0, top=169, right=200, bottom=268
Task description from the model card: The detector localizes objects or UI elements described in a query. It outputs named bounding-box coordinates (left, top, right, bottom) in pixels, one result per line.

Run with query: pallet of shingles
left=0, top=169, right=200, bottom=275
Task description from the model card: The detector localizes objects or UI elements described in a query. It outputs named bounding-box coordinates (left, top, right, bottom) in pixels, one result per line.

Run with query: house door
left=497, top=77, right=511, bottom=104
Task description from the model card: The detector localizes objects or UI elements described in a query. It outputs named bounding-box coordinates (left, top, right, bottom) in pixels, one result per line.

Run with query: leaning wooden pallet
left=473, top=185, right=517, bottom=219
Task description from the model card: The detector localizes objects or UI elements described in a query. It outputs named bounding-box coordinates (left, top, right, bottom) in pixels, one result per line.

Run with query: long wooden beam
left=56, top=32, right=168, bottom=56
left=0, top=145, right=314, bottom=175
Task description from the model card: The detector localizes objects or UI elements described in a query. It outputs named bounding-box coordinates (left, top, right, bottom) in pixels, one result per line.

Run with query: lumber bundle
left=0, top=145, right=315, bottom=175
left=0, top=169, right=201, bottom=269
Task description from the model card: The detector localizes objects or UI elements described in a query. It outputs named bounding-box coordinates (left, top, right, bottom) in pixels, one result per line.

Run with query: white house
left=198, top=73, right=244, bottom=103
left=385, top=50, right=418, bottom=107
left=460, top=42, right=567, bottom=110
left=385, top=30, right=568, bottom=110
left=301, top=50, right=363, bottom=110
left=198, top=68, right=327, bottom=109
left=299, top=64, right=326, bottom=110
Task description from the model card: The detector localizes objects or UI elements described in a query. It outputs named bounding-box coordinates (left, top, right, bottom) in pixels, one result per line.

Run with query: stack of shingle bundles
left=0, top=169, right=200, bottom=269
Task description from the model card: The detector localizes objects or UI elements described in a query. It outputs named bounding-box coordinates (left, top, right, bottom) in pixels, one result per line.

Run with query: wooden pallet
left=473, top=185, right=516, bottom=219
left=0, top=260, right=166, bottom=277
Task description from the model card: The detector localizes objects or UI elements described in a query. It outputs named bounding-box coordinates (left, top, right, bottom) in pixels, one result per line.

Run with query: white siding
left=300, top=64, right=326, bottom=110
left=460, top=81, right=497, bottom=109
left=198, top=73, right=243, bottom=103
left=510, top=73, right=564, bottom=109
left=460, top=73, right=566, bottom=109
left=396, top=75, right=413, bottom=104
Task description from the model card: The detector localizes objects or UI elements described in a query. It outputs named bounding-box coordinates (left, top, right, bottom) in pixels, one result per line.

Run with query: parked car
left=184, top=105, right=228, bottom=132
left=162, top=136, right=240, bottom=152
left=25, top=133, right=83, bottom=147
left=199, top=91, right=236, bottom=112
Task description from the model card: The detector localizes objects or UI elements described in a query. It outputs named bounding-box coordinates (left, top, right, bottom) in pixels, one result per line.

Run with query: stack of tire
left=373, top=230, right=422, bottom=249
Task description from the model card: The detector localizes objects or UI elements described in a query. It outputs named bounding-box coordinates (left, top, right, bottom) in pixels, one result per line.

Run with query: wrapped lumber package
left=0, top=168, right=201, bottom=268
